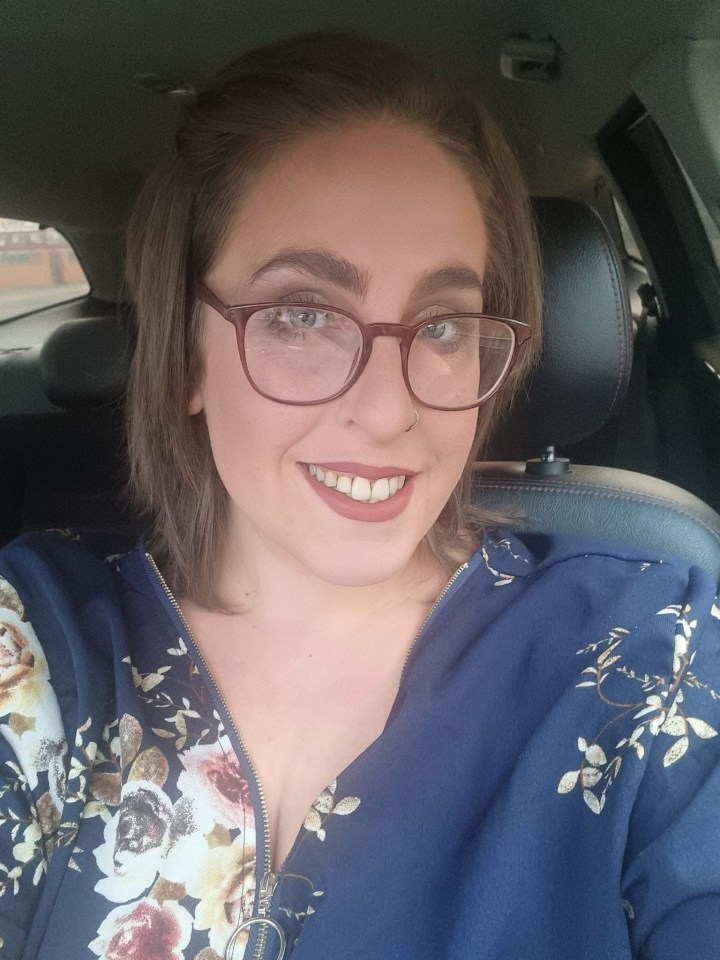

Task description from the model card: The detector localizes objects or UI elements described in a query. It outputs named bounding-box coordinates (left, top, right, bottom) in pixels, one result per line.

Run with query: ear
left=188, top=386, right=204, bottom=415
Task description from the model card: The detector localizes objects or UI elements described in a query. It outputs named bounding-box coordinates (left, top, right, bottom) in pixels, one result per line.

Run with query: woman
left=1, top=32, right=719, bottom=960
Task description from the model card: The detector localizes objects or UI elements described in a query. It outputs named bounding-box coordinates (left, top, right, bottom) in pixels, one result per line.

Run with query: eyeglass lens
left=242, top=305, right=514, bottom=407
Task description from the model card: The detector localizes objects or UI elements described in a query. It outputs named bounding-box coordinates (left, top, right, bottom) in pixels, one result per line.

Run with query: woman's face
left=190, top=121, right=488, bottom=588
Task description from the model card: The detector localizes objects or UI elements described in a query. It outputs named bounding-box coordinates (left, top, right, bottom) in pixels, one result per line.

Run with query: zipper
left=146, top=552, right=469, bottom=958
left=400, top=560, right=469, bottom=677
left=223, top=870, right=286, bottom=960
left=253, top=871, right=284, bottom=959
left=145, top=554, right=277, bottom=959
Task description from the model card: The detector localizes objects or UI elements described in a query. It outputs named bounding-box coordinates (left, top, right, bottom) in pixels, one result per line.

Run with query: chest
left=34, top=543, right=649, bottom=959
left=188, top=615, right=420, bottom=869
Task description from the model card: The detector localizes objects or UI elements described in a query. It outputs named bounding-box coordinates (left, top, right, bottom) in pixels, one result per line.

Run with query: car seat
left=478, top=198, right=720, bottom=579
left=0, top=308, right=135, bottom=547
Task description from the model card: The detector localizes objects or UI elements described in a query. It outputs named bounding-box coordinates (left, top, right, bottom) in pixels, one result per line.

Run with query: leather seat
left=476, top=198, right=720, bottom=579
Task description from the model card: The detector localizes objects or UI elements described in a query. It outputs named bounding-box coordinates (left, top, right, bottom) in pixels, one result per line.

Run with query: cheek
left=437, top=409, right=479, bottom=475
left=195, top=314, right=328, bottom=471
left=198, top=349, right=316, bottom=491
left=192, top=318, right=255, bottom=432
left=203, top=382, right=277, bottom=478
left=204, top=398, right=282, bottom=510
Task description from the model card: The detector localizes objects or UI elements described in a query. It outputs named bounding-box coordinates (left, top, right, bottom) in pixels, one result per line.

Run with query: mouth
left=306, top=463, right=407, bottom=503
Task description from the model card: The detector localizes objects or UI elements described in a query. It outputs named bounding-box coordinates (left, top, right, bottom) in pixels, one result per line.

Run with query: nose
left=338, top=333, right=416, bottom=438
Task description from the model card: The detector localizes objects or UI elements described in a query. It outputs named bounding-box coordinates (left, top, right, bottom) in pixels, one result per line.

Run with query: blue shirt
left=0, top=528, right=719, bottom=959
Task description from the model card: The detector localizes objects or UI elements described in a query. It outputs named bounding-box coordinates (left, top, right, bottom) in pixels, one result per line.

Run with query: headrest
left=40, top=314, right=133, bottom=408
left=486, top=198, right=633, bottom=460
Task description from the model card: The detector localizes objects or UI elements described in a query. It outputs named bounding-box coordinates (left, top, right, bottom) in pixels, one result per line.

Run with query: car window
left=0, top=218, right=89, bottom=347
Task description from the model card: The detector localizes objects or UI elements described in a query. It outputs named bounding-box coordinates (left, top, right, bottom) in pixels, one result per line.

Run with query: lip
left=299, top=463, right=415, bottom=522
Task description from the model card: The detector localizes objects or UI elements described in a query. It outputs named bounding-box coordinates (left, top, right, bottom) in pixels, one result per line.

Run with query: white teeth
left=350, top=477, right=372, bottom=502
left=307, top=465, right=407, bottom=503
left=372, top=477, right=390, bottom=501
left=336, top=475, right=352, bottom=494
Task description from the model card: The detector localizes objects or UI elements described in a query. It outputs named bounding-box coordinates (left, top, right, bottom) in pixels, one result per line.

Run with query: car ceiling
left=2, top=0, right=719, bottom=300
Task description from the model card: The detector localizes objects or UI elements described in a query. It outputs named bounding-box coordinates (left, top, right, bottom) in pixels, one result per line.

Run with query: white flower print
left=0, top=590, right=55, bottom=719
left=94, top=781, right=175, bottom=902
left=557, top=601, right=719, bottom=813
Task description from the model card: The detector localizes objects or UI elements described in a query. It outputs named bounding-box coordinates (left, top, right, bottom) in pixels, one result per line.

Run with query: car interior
left=1, top=0, right=720, bottom=575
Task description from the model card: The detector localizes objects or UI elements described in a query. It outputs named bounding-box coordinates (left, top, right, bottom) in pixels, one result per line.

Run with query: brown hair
left=125, top=31, right=542, bottom=606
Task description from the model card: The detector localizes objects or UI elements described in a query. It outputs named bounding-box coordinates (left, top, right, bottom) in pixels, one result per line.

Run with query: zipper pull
left=257, top=870, right=278, bottom=918
left=224, top=871, right=286, bottom=960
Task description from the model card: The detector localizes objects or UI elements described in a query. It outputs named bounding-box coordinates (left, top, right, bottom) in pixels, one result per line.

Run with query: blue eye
left=274, top=306, right=330, bottom=329
left=421, top=320, right=455, bottom=341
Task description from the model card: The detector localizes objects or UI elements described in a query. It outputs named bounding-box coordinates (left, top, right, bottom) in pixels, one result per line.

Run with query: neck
left=198, top=528, right=447, bottom=641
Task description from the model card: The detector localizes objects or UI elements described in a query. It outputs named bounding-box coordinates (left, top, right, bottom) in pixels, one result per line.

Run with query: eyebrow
left=411, top=264, right=485, bottom=300
left=249, top=248, right=484, bottom=301
left=250, top=249, right=369, bottom=298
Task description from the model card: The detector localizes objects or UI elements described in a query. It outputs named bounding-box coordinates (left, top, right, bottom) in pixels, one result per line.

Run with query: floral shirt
left=0, top=529, right=720, bottom=959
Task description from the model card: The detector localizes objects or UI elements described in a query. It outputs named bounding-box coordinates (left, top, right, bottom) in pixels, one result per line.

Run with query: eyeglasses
left=196, top=283, right=530, bottom=411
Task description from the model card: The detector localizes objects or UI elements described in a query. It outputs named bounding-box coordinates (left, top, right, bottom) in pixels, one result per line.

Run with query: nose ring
left=404, top=410, right=420, bottom=433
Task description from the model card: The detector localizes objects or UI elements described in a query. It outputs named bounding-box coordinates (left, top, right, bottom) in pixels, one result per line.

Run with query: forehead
left=210, top=121, right=488, bottom=294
